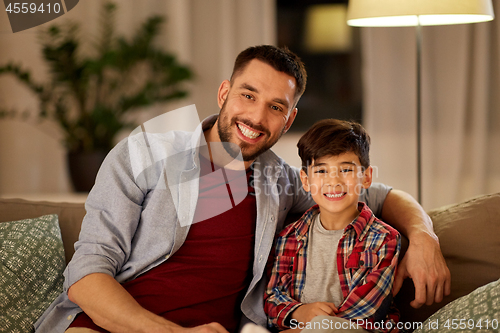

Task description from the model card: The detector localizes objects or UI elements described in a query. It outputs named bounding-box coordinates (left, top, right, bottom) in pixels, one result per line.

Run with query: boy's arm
left=264, top=236, right=302, bottom=330
left=381, top=189, right=451, bottom=308
left=336, top=232, right=400, bottom=324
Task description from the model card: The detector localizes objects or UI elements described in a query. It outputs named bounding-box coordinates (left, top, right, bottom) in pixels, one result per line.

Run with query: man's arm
left=64, top=139, right=228, bottom=333
left=68, top=273, right=228, bottom=333
left=380, top=189, right=451, bottom=308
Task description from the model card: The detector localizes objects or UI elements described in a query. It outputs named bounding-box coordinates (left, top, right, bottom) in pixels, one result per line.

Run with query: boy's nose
left=328, top=169, right=342, bottom=181
left=325, top=171, right=344, bottom=186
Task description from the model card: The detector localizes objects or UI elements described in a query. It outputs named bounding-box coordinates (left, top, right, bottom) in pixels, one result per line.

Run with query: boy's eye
left=314, top=169, right=327, bottom=174
left=340, top=168, right=354, bottom=173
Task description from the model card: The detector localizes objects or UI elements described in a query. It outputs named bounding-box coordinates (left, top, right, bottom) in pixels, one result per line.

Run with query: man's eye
left=271, top=105, right=283, bottom=112
left=244, top=94, right=253, bottom=99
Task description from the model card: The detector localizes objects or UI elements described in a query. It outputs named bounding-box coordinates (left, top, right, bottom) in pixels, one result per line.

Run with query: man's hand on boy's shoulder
left=392, top=231, right=451, bottom=308
left=290, top=302, right=337, bottom=325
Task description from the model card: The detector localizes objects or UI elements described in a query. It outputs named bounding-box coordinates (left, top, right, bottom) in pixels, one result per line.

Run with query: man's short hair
left=231, top=45, right=307, bottom=102
left=297, top=119, right=371, bottom=171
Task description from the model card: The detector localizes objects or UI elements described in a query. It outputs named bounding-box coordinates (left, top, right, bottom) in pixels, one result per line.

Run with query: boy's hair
left=297, top=119, right=371, bottom=171
left=231, top=45, right=307, bottom=102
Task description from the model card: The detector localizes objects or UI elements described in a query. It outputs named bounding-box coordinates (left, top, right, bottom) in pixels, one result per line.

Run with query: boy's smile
left=300, top=152, right=373, bottom=230
left=324, top=191, right=346, bottom=200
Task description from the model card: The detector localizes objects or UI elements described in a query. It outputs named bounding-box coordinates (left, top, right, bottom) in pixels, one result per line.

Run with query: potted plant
left=0, top=1, right=193, bottom=191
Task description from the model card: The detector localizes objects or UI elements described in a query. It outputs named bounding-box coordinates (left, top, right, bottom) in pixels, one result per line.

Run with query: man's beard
left=217, top=103, right=285, bottom=162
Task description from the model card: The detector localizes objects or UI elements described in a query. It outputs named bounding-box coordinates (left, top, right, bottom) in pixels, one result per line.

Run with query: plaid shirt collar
left=293, top=201, right=374, bottom=243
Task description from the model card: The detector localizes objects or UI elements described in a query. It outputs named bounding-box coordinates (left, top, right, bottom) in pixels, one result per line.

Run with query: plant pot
left=67, top=151, right=108, bottom=192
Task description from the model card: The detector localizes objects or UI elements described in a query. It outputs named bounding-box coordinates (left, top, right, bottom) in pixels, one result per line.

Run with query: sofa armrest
left=0, top=198, right=86, bottom=264
left=395, top=193, right=500, bottom=324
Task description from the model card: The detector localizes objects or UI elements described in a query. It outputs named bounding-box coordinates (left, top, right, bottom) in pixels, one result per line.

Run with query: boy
left=264, top=119, right=401, bottom=333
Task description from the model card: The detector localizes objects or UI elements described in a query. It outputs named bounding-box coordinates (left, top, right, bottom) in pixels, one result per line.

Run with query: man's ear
left=300, top=169, right=310, bottom=192
left=217, top=80, right=231, bottom=109
left=362, top=166, right=373, bottom=189
left=283, top=108, right=298, bottom=134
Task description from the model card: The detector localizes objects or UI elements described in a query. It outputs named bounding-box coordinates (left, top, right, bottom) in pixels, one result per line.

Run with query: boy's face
left=300, top=152, right=373, bottom=223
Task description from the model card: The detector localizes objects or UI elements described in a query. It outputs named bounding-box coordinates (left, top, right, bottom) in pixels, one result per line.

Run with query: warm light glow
left=304, top=4, right=352, bottom=52
left=348, top=16, right=419, bottom=27
left=348, top=14, right=494, bottom=27
left=347, top=0, right=494, bottom=27
left=419, top=14, right=494, bottom=25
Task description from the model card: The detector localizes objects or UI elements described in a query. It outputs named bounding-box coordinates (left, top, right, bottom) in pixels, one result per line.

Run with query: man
left=36, top=45, right=450, bottom=333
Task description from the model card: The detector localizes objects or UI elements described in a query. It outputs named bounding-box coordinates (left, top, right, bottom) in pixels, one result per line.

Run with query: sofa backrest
left=0, top=198, right=85, bottom=264
left=2, top=193, right=499, bottom=325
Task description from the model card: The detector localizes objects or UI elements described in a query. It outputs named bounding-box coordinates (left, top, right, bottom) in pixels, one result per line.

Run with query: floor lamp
left=346, top=0, right=494, bottom=204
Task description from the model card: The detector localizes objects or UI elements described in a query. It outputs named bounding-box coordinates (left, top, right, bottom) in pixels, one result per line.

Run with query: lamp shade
left=347, top=0, right=494, bottom=27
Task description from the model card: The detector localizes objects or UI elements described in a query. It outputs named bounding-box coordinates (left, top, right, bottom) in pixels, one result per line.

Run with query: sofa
left=1, top=193, right=499, bottom=332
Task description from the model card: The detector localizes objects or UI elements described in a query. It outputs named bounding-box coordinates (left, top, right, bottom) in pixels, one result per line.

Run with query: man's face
left=212, top=59, right=298, bottom=164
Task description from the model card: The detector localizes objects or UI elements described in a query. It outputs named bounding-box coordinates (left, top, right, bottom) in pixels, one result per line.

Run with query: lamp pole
left=416, top=19, right=422, bottom=204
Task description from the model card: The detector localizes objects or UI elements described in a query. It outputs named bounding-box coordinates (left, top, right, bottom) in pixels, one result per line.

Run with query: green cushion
left=413, top=278, right=500, bottom=333
left=0, top=214, right=65, bottom=333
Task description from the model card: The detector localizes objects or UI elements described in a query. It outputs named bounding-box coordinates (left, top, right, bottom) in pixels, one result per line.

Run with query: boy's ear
left=362, top=166, right=373, bottom=189
left=300, top=169, right=310, bottom=192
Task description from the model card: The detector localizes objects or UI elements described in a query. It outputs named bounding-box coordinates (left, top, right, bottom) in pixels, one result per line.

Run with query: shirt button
left=270, top=216, right=275, bottom=222
left=359, top=260, right=364, bottom=266
left=259, top=255, right=263, bottom=262
left=67, top=315, right=73, bottom=321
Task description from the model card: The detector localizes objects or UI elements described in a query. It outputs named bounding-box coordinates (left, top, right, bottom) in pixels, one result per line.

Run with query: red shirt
left=70, top=154, right=256, bottom=332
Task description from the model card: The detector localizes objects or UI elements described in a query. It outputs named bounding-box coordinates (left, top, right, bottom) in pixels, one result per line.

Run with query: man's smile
left=236, top=122, right=265, bottom=142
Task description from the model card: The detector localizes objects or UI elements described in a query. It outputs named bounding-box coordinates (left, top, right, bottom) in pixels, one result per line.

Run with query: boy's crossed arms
left=264, top=204, right=400, bottom=332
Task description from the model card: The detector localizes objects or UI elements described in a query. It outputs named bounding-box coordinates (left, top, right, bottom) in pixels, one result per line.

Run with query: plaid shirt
left=264, top=202, right=400, bottom=332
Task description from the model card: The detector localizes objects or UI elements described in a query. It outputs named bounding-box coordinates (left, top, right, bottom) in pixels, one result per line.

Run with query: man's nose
left=248, top=102, right=267, bottom=125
